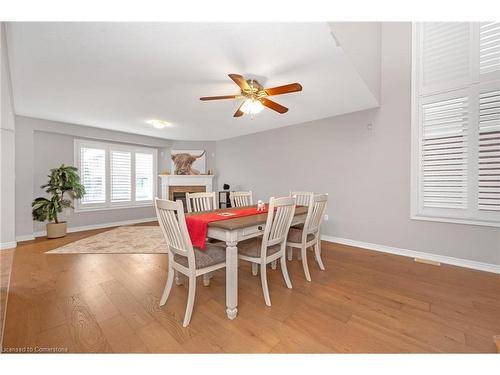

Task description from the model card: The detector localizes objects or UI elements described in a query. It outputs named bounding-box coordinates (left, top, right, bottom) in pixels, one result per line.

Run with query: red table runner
left=186, top=205, right=269, bottom=249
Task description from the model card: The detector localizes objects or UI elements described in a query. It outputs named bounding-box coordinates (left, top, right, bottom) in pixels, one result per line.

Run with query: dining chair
left=185, top=191, right=217, bottom=213
left=286, top=193, right=328, bottom=281
left=155, top=198, right=226, bottom=327
left=290, top=191, right=314, bottom=207
left=287, top=191, right=314, bottom=261
left=237, top=196, right=296, bottom=306
left=229, top=190, right=253, bottom=207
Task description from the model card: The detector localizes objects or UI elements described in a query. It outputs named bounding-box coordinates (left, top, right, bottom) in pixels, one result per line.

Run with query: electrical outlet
left=324, top=214, right=329, bottom=221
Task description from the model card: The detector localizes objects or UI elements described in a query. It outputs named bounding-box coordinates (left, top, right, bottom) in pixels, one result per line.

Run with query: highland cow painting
left=170, top=149, right=206, bottom=175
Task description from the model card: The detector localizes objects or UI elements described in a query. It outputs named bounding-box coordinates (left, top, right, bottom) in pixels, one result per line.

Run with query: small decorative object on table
left=257, top=200, right=264, bottom=211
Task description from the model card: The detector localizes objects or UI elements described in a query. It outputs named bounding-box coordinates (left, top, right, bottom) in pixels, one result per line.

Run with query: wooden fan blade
left=234, top=102, right=245, bottom=117
left=264, top=83, right=302, bottom=96
left=200, top=95, right=239, bottom=101
left=260, top=98, right=288, bottom=114
left=228, top=74, right=250, bottom=91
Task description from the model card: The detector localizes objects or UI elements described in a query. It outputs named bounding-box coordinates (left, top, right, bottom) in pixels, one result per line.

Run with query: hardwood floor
left=1, top=222, right=499, bottom=353
left=0, top=248, right=15, bottom=349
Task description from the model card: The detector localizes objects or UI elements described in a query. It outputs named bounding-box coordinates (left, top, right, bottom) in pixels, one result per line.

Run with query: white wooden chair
left=155, top=198, right=226, bottom=327
left=287, top=191, right=313, bottom=261
left=290, top=191, right=314, bottom=207
left=185, top=191, right=217, bottom=213
left=229, top=191, right=253, bottom=207
left=286, top=193, right=328, bottom=281
left=237, top=196, right=296, bottom=306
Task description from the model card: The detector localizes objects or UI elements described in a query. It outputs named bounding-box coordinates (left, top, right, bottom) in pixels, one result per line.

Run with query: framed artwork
left=170, top=149, right=206, bottom=175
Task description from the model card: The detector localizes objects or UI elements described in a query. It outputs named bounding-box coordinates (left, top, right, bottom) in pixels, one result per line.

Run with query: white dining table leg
left=225, top=239, right=238, bottom=320
left=174, top=270, right=183, bottom=286
left=251, top=263, right=259, bottom=276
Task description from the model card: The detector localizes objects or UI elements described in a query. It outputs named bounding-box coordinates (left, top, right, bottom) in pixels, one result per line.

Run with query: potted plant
left=32, top=164, right=85, bottom=238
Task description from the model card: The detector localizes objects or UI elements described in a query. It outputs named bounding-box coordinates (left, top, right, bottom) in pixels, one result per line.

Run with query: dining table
left=186, top=204, right=308, bottom=320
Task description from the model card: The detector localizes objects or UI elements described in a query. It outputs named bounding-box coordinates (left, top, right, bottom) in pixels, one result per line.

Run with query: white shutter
left=420, top=23, right=471, bottom=93
left=80, top=147, right=106, bottom=204
left=135, top=153, right=153, bottom=201
left=478, top=89, right=500, bottom=211
left=480, top=22, right=500, bottom=76
left=110, top=150, right=131, bottom=202
left=420, top=95, right=468, bottom=209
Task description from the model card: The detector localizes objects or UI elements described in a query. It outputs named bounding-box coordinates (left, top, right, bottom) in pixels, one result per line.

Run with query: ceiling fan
left=200, top=74, right=302, bottom=117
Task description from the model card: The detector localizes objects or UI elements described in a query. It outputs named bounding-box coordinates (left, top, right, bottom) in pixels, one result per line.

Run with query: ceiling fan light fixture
left=147, top=119, right=171, bottom=129
left=240, top=99, right=264, bottom=115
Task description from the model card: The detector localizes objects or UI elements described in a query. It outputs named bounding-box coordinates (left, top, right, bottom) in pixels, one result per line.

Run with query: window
left=110, top=150, right=131, bottom=202
left=412, top=22, right=500, bottom=227
left=74, top=139, right=157, bottom=211
left=135, top=153, right=154, bottom=201
left=80, top=147, right=106, bottom=204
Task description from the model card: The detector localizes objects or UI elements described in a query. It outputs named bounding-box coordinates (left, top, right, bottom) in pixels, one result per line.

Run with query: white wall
left=13, top=114, right=218, bottom=239
left=0, top=22, right=16, bottom=249
left=329, top=22, right=381, bottom=103
left=216, top=23, right=500, bottom=266
left=15, top=116, right=173, bottom=238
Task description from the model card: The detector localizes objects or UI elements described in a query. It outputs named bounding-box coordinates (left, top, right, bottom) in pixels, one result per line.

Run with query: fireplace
left=169, top=185, right=206, bottom=211
left=158, top=175, right=215, bottom=204
left=168, top=185, right=206, bottom=201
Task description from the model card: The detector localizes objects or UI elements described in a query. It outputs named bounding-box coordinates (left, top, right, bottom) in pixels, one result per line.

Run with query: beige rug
left=46, top=226, right=168, bottom=254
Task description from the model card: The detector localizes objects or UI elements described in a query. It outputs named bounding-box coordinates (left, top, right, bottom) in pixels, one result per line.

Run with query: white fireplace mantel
left=158, top=174, right=215, bottom=200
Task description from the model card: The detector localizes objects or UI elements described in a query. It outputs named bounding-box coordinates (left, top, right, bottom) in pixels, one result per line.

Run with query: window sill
left=411, top=214, right=500, bottom=228
left=74, top=203, right=154, bottom=213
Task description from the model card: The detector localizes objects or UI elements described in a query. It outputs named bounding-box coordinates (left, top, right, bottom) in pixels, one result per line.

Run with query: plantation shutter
left=414, top=22, right=500, bottom=225
left=110, top=150, right=131, bottom=202
left=80, top=147, right=106, bottom=204
left=421, top=95, right=468, bottom=209
left=135, top=153, right=154, bottom=201
left=420, top=22, right=472, bottom=93
left=479, top=22, right=500, bottom=76
left=478, top=89, right=500, bottom=211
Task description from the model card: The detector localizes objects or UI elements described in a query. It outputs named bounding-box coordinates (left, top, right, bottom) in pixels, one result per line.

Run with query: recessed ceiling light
left=146, top=119, right=171, bottom=129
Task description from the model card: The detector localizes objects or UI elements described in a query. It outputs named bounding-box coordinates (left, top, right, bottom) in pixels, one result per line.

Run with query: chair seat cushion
left=174, top=243, right=226, bottom=269
left=287, top=227, right=315, bottom=243
left=237, top=237, right=281, bottom=258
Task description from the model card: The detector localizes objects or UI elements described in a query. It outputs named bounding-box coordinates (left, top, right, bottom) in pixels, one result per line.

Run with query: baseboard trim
left=15, top=234, right=35, bottom=242
left=321, top=235, right=500, bottom=275
left=0, top=241, right=17, bottom=250
left=18, top=217, right=159, bottom=242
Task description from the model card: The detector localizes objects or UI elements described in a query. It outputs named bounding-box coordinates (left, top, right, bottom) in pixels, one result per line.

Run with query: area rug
left=46, top=226, right=167, bottom=254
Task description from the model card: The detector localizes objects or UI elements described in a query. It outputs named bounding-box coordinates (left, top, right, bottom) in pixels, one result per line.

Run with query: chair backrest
left=185, top=191, right=217, bottom=213
left=155, top=198, right=195, bottom=267
left=304, top=193, right=328, bottom=234
left=290, top=191, right=313, bottom=207
left=230, top=191, right=253, bottom=207
left=260, top=196, right=296, bottom=258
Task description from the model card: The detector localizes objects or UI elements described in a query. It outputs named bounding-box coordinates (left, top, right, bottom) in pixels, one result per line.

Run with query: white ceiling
left=6, top=22, right=378, bottom=141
